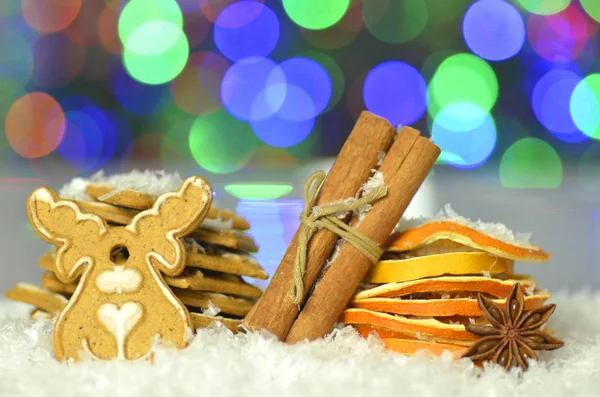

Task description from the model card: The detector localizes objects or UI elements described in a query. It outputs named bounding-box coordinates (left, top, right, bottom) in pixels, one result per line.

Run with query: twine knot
left=289, top=171, right=387, bottom=304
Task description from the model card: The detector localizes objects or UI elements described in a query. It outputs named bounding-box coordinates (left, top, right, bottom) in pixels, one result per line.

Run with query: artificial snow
left=376, top=151, right=386, bottom=167
left=0, top=292, right=597, bottom=396
left=201, top=215, right=235, bottom=232
left=182, top=238, right=206, bottom=254
left=395, top=204, right=536, bottom=248
left=356, top=171, right=385, bottom=223
left=201, top=301, right=221, bottom=317
left=221, top=252, right=259, bottom=265
left=58, top=170, right=236, bottom=231
left=59, top=170, right=184, bottom=201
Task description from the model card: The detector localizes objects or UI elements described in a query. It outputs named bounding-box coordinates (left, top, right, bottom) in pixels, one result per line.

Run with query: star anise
left=462, top=282, right=564, bottom=371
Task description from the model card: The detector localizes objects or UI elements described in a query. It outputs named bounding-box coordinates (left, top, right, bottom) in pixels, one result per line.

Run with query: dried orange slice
left=364, top=253, right=513, bottom=284
left=387, top=222, right=550, bottom=262
left=382, top=338, right=468, bottom=357
left=353, top=324, right=418, bottom=340
left=340, top=309, right=477, bottom=341
left=352, top=324, right=473, bottom=346
left=349, top=292, right=550, bottom=317
left=355, top=276, right=536, bottom=300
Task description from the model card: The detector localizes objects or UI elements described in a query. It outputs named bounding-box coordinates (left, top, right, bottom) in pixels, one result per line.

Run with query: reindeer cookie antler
left=27, top=176, right=213, bottom=361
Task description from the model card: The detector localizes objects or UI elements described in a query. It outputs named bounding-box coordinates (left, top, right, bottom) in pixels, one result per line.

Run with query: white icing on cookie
left=127, top=177, right=212, bottom=273
left=96, top=267, right=142, bottom=294
left=97, top=302, right=143, bottom=360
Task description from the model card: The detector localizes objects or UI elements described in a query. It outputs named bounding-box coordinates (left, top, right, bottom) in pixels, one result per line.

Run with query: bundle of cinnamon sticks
left=243, top=111, right=440, bottom=342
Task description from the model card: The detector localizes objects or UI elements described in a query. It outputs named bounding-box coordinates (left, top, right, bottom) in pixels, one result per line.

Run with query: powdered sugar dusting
left=395, top=204, right=535, bottom=248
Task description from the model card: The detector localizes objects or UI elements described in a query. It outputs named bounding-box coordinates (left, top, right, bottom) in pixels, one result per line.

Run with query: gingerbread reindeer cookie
left=26, top=176, right=213, bottom=361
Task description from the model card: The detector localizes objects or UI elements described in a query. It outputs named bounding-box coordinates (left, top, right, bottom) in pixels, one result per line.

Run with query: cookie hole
left=110, top=245, right=130, bottom=264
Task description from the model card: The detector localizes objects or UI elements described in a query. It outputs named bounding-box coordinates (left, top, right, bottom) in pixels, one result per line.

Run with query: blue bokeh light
left=532, top=69, right=588, bottom=143
left=105, top=110, right=133, bottom=159
left=56, top=109, right=114, bottom=171
left=363, top=61, right=427, bottom=127
left=250, top=86, right=316, bottom=147
left=57, top=96, right=118, bottom=170
left=277, top=57, right=332, bottom=119
left=221, top=56, right=286, bottom=121
left=462, top=0, right=525, bottom=61
left=235, top=199, right=302, bottom=288
left=112, top=63, right=170, bottom=115
left=432, top=103, right=497, bottom=169
left=214, top=2, right=280, bottom=61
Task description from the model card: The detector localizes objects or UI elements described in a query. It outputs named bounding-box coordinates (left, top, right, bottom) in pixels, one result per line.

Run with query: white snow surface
left=59, top=170, right=183, bottom=201
left=395, top=204, right=536, bottom=248
left=0, top=293, right=597, bottom=397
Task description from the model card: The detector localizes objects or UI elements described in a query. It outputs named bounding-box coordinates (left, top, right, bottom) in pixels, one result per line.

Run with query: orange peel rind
left=382, top=338, right=468, bottom=358
left=349, top=292, right=550, bottom=317
left=352, top=324, right=473, bottom=347
left=365, top=252, right=514, bottom=284
left=355, top=276, right=536, bottom=300
left=386, top=221, right=550, bottom=262
left=340, top=308, right=477, bottom=341
left=354, top=324, right=468, bottom=356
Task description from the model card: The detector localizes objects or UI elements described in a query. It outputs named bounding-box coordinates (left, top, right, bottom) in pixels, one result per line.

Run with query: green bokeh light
left=159, top=108, right=195, bottom=163
left=225, top=184, right=294, bottom=200
left=118, top=0, right=183, bottom=45
left=282, top=0, right=350, bottom=30
left=188, top=110, right=261, bottom=174
left=421, top=49, right=459, bottom=82
left=578, top=143, right=600, bottom=190
left=516, top=0, right=569, bottom=16
left=123, top=26, right=189, bottom=85
left=363, top=0, right=428, bottom=44
left=300, top=52, right=345, bottom=111
left=581, top=0, right=600, bottom=22
left=125, top=20, right=182, bottom=56
left=570, top=74, right=600, bottom=140
left=499, top=138, right=563, bottom=188
left=428, top=53, right=498, bottom=119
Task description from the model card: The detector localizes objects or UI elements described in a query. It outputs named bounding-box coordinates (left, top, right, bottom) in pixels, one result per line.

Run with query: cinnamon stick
left=243, top=111, right=397, bottom=340
left=285, top=130, right=440, bottom=343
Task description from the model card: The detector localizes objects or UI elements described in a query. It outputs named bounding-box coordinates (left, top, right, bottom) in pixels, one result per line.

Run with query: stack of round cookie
left=339, top=206, right=553, bottom=357
left=7, top=170, right=268, bottom=333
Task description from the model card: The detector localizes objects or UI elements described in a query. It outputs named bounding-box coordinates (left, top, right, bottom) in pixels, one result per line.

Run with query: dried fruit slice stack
left=339, top=206, right=555, bottom=358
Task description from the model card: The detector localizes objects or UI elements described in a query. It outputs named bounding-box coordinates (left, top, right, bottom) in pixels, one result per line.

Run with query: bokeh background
left=0, top=0, right=599, bottom=294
